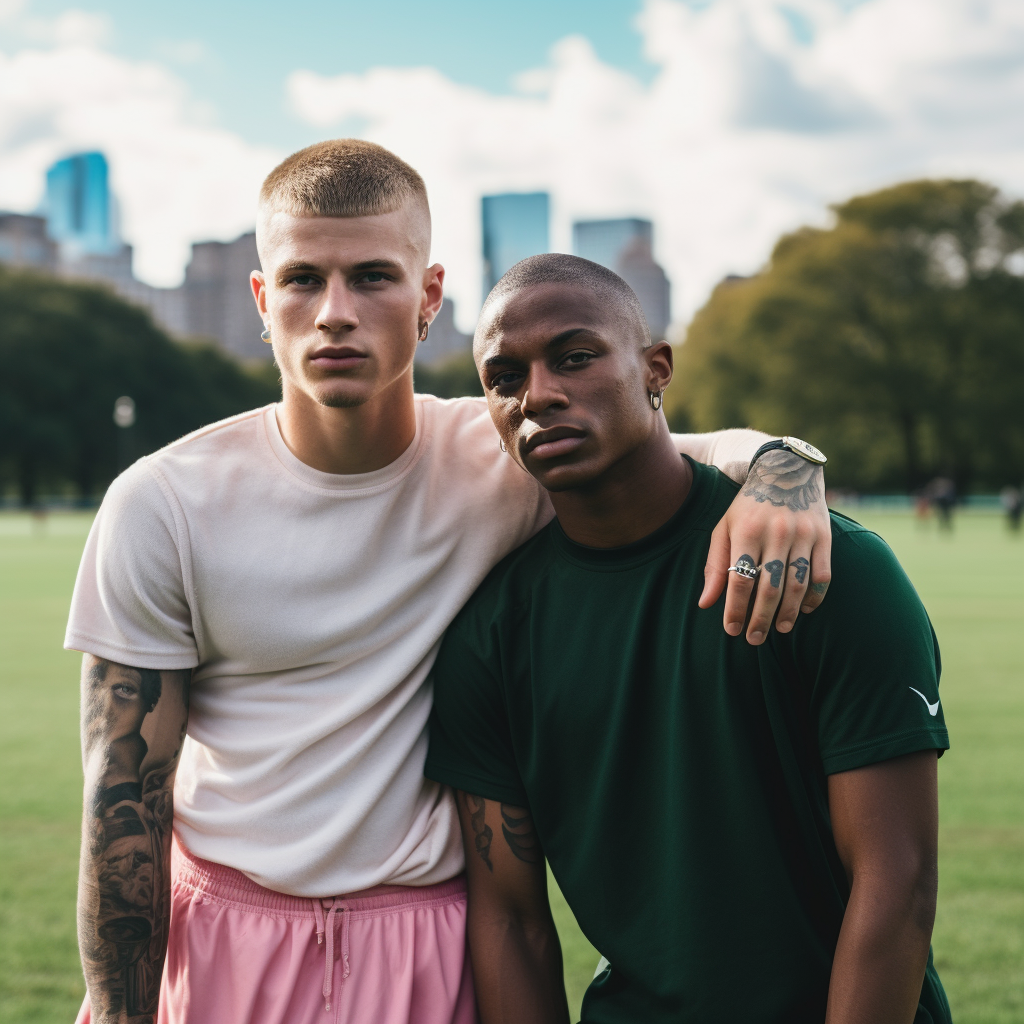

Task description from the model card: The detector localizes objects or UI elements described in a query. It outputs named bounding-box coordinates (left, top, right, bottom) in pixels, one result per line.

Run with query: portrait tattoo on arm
left=79, top=658, right=190, bottom=1024
left=742, top=450, right=823, bottom=512
left=460, top=792, right=494, bottom=871
left=500, top=805, right=544, bottom=865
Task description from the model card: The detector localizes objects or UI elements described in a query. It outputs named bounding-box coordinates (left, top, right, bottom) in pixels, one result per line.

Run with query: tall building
left=45, top=152, right=119, bottom=255
left=573, top=218, right=652, bottom=274
left=182, top=232, right=266, bottom=360
left=415, top=297, right=472, bottom=366
left=572, top=217, right=671, bottom=340
left=0, top=213, right=58, bottom=270
left=482, top=192, right=549, bottom=293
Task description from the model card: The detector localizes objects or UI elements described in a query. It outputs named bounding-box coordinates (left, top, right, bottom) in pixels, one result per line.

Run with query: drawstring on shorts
left=313, top=898, right=351, bottom=1013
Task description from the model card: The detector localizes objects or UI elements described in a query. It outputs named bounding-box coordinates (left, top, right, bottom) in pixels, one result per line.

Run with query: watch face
left=783, top=436, right=827, bottom=464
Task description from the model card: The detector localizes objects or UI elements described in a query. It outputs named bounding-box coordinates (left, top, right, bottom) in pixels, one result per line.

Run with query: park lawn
left=0, top=510, right=1021, bottom=1023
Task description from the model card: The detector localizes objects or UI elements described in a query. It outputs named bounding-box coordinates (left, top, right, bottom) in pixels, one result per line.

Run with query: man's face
left=476, top=283, right=666, bottom=492
left=252, top=202, right=442, bottom=409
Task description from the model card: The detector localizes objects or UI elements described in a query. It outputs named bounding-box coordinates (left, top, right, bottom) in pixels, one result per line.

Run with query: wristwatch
left=748, top=436, right=827, bottom=475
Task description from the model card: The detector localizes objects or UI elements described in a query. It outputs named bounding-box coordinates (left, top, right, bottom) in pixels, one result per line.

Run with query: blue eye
left=291, top=275, right=316, bottom=286
left=361, top=272, right=387, bottom=283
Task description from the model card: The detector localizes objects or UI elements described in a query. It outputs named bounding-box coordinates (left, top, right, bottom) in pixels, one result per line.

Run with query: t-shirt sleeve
left=787, top=520, right=949, bottom=776
left=424, top=593, right=529, bottom=806
left=65, top=461, right=199, bottom=670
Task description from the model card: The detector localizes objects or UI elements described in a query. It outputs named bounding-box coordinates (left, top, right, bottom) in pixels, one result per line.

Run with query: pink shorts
left=76, top=837, right=478, bottom=1024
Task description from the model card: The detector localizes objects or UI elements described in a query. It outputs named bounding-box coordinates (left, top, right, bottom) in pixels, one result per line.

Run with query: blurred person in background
left=1000, top=485, right=1022, bottom=532
left=427, top=254, right=950, bottom=1024
left=65, top=140, right=834, bottom=1024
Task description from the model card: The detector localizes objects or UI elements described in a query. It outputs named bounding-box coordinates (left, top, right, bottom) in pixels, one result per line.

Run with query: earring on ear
left=418, top=320, right=430, bottom=342
left=649, top=389, right=663, bottom=411
left=499, top=439, right=508, bottom=453
left=261, top=326, right=272, bottom=343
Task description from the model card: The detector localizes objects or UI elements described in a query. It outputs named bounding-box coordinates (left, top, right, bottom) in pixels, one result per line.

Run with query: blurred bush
left=414, top=350, right=483, bottom=399
left=665, top=179, right=1024, bottom=491
left=0, top=268, right=280, bottom=504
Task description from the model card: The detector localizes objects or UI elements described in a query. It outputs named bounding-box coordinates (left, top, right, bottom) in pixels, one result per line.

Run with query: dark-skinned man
left=425, top=254, right=951, bottom=1024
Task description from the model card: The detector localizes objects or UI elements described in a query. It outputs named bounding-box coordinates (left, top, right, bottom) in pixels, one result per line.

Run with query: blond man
left=67, top=141, right=832, bottom=1024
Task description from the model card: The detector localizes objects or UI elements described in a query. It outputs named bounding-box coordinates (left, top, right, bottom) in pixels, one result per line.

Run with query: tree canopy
left=666, top=179, right=1024, bottom=491
left=0, top=269, right=280, bottom=504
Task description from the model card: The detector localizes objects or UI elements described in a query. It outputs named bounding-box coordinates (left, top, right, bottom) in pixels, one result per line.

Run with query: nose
left=521, top=364, right=568, bottom=420
left=315, top=277, right=359, bottom=333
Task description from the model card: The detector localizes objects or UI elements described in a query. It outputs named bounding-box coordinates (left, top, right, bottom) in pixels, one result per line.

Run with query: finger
left=774, top=552, right=812, bottom=633
left=699, top=521, right=731, bottom=610
left=745, top=553, right=787, bottom=645
left=800, top=539, right=832, bottom=614
left=722, top=547, right=761, bottom=637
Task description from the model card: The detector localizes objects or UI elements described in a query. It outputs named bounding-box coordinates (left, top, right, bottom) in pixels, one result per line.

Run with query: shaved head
left=477, top=253, right=650, bottom=352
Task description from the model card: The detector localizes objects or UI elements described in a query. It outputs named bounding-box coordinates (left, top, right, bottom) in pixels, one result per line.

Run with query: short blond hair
left=259, top=139, right=429, bottom=219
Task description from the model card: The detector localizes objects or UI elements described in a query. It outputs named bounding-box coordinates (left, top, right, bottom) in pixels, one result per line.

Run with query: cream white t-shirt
left=66, top=397, right=549, bottom=896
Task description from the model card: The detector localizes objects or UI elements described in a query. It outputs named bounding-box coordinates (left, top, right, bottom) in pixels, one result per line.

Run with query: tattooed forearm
left=742, top=451, right=823, bottom=512
left=500, top=805, right=544, bottom=865
left=460, top=792, right=494, bottom=871
left=78, top=656, right=189, bottom=1024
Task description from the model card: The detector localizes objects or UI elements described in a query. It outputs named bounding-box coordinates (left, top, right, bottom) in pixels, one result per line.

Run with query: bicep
left=827, top=751, right=938, bottom=886
left=456, top=791, right=549, bottom=919
left=80, top=654, right=191, bottom=780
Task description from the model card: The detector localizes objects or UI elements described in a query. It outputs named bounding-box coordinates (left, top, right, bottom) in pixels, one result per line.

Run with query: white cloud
left=0, top=36, right=280, bottom=286
left=289, top=0, right=1024, bottom=331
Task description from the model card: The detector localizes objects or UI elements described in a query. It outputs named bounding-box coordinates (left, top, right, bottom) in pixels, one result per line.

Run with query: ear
left=251, top=271, right=268, bottom=318
left=643, top=341, right=673, bottom=395
left=421, top=263, right=445, bottom=323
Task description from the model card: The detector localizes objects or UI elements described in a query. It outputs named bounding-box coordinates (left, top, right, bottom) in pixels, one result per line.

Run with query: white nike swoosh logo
left=909, top=687, right=940, bottom=716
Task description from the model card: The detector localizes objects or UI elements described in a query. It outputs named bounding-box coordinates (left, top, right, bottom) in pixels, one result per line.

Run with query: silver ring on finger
left=727, top=561, right=760, bottom=580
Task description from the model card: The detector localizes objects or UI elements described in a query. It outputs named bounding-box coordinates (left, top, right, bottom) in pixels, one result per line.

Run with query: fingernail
left=777, top=621, right=792, bottom=633
left=725, top=622, right=742, bottom=636
left=749, top=631, right=764, bottom=644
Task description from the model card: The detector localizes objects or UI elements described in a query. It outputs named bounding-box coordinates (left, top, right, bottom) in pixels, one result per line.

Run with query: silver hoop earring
left=499, top=439, right=508, bottom=453
left=261, top=326, right=272, bottom=343
left=418, top=321, right=429, bottom=342
left=649, top=390, right=663, bottom=411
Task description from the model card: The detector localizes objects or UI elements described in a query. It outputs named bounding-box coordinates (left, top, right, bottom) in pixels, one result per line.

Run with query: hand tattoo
left=461, top=793, right=494, bottom=871
left=742, top=451, right=822, bottom=512
left=810, top=581, right=829, bottom=596
left=789, top=557, right=809, bottom=584
left=500, top=805, right=544, bottom=865
left=79, top=658, right=189, bottom=1023
left=763, top=560, right=785, bottom=588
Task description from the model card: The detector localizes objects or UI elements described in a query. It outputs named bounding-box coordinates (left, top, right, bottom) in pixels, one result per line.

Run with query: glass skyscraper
left=572, top=218, right=653, bottom=271
left=45, top=151, right=117, bottom=254
left=481, top=192, right=549, bottom=293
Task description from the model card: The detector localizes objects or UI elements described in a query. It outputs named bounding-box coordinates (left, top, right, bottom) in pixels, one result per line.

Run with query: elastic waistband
left=172, top=835, right=467, bottom=920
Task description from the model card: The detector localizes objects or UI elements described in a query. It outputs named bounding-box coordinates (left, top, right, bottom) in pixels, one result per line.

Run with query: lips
left=309, top=346, right=368, bottom=371
left=522, top=425, right=587, bottom=461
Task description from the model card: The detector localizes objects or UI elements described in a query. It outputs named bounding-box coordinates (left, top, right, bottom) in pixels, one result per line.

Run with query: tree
left=0, top=269, right=279, bottom=504
left=667, top=180, right=1024, bottom=491
left=413, top=351, right=483, bottom=399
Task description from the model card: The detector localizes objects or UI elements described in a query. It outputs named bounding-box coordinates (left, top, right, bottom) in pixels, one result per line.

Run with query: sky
left=2, top=0, right=1023, bottom=331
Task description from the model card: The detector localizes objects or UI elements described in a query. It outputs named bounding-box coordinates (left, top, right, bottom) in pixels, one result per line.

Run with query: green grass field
left=1, top=510, right=1021, bottom=1022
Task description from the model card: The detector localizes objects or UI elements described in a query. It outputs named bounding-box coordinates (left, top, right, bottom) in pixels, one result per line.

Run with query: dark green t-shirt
left=426, top=459, right=951, bottom=1024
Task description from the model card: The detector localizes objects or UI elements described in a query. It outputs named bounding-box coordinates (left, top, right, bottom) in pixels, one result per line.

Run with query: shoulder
left=448, top=524, right=559, bottom=637
left=826, top=511, right=911, bottom=583
left=145, top=405, right=271, bottom=467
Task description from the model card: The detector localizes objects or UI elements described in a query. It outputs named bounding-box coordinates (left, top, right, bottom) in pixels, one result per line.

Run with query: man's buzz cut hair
left=480, top=253, right=651, bottom=348
left=259, top=139, right=429, bottom=220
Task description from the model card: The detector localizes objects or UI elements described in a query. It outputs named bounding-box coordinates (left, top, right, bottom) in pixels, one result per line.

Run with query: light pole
left=114, top=395, right=136, bottom=472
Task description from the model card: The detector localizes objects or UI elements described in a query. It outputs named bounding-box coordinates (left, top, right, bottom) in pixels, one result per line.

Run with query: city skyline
left=2, top=1, right=1023, bottom=332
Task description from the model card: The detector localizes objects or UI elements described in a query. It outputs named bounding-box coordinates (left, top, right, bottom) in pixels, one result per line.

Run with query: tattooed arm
left=456, top=792, right=568, bottom=1024
left=699, top=448, right=832, bottom=645
left=78, top=654, right=190, bottom=1024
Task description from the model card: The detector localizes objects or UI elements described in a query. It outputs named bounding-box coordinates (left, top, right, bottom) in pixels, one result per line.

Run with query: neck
left=549, top=422, right=694, bottom=548
left=276, top=372, right=417, bottom=474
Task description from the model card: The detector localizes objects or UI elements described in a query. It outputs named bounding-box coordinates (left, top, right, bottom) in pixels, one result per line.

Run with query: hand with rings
left=727, top=556, right=760, bottom=581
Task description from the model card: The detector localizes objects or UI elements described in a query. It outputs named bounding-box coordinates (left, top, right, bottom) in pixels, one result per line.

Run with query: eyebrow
left=482, top=327, right=593, bottom=370
left=275, top=258, right=404, bottom=277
